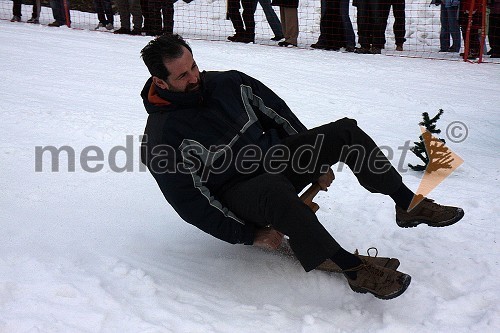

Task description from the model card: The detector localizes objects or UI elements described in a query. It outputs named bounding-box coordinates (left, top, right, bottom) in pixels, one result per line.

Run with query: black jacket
left=141, top=70, right=307, bottom=245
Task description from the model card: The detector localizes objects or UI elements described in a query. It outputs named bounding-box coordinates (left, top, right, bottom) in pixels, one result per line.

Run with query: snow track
left=0, top=20, right=499, bottom=333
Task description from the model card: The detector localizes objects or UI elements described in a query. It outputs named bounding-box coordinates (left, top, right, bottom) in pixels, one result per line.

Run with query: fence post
left=464, top=0, right=476, bottom=62
left=478, top=0, right=487, bottom=63
left=63, top=0, right=70, bottom=27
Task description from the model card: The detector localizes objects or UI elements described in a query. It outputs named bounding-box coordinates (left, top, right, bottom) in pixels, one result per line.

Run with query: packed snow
left=0, top=18, right=499, bottom=333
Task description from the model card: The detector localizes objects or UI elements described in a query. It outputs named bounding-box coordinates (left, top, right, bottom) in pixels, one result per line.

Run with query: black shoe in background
left=48, top=21, right=64, bottom=27
left=355, top=46, right=371, bottom=54
left=114, top=27, right=131, bottom=35
left=278, top=41, right=297, bottom=47
left=311, top=43, right=338, bottom=51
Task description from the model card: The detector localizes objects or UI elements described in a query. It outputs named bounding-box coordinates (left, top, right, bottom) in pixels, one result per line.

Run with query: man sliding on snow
left=139, top=34, right=464, bottom=300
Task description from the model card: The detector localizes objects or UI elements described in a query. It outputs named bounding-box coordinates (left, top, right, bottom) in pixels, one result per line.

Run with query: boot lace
left=345, top=247, right=397, bottom=285
left=354, top=247, right=379, bottom=258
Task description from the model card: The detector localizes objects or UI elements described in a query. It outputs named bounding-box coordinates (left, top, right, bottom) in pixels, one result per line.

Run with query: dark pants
left=50, top=0, right=71, bottom=25
left=220, top=118, right=403, bottom=271
left=341, top=0, right=356, bottom=48
left=488, top=13, right=500, bottom=54
left=459, top=9, right=481, bottom=53
left=228, top=0, right=256, bottom=37
left=13, top=0, right=40, bottom=18
left=115, top=0, right=143, bottom=31
left=440, top=5, right=461, bottom=51
left=94, top=0, right=114, bottom=25
left=316, top=0, right=346, bottom=48
left=379, top=0, right=406, bottom=46
left=161, top=1, right=175, bottom=34
left=355, top=0, right=384, bottom=48
left=141, top=0, right=149, bottom=31
left=12, top=0, right=22, bottom=17
left=142, top=0, right=174, bottom=34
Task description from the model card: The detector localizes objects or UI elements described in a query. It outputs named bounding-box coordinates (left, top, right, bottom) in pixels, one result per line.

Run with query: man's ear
left=153, top=76, right=169, bottom=90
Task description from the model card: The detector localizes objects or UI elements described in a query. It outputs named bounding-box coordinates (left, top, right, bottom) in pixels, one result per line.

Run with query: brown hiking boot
left=344, top=258, right=411, bottom=300
left=396, top=197, right=464, bottom=228
left=355, top=248, right=400, bottom=271
left=316, top=248, right=400, bottom=273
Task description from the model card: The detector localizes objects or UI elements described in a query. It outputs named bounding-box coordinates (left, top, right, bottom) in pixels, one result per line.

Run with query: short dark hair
left=140, top=34, right=193, bottom=80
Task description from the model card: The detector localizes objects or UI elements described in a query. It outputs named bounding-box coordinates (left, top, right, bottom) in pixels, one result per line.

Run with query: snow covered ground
left=1, top=19, right=499, bottom=333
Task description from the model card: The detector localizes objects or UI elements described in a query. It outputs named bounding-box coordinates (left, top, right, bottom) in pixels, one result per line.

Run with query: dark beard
left=186, top=81, right=200, bottom=93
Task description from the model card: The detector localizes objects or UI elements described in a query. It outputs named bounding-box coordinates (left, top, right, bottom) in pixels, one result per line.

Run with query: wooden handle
left=299, top=183, right=322, bottom=213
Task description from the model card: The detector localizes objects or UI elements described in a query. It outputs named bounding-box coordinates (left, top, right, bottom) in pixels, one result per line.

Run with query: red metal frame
left=63, top=0, right=71, bottom=27
left=463, top=0, right=487, bottom=63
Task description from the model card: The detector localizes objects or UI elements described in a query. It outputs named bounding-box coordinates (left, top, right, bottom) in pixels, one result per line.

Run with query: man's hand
left=253, top=227, right=284, bottom=250
left=317, top=168, right=335, bottom=191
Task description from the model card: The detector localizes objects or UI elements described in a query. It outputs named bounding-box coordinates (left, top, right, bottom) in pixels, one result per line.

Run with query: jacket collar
left=142, top=72, right=205, bottom=114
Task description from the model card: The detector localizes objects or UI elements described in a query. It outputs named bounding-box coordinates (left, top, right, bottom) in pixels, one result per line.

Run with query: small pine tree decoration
left=408, top=109, right=446, bottom=171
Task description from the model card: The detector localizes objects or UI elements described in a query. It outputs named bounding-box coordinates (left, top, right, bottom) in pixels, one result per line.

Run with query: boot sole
left=349, top=274, right=412, bottom=300
left=397, top=208, right=464, bottom=228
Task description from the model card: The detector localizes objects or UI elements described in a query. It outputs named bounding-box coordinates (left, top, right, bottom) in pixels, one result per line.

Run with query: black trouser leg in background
left=378, top=2, right=391, bottom=47
left=228, top=0, right=245, bottom=35
left=141, top=0, right=151, bottom=33
left=392, top=0, right=406, bottom=46
left=241, top=0, right=256, bottom=39
left=13, top=0, right=22, bottom=17
left=489, top=14, right=500, bottom=53
left=149, top=0, right=163, bottom=34
left=162, top=0, right=174, bottom=34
